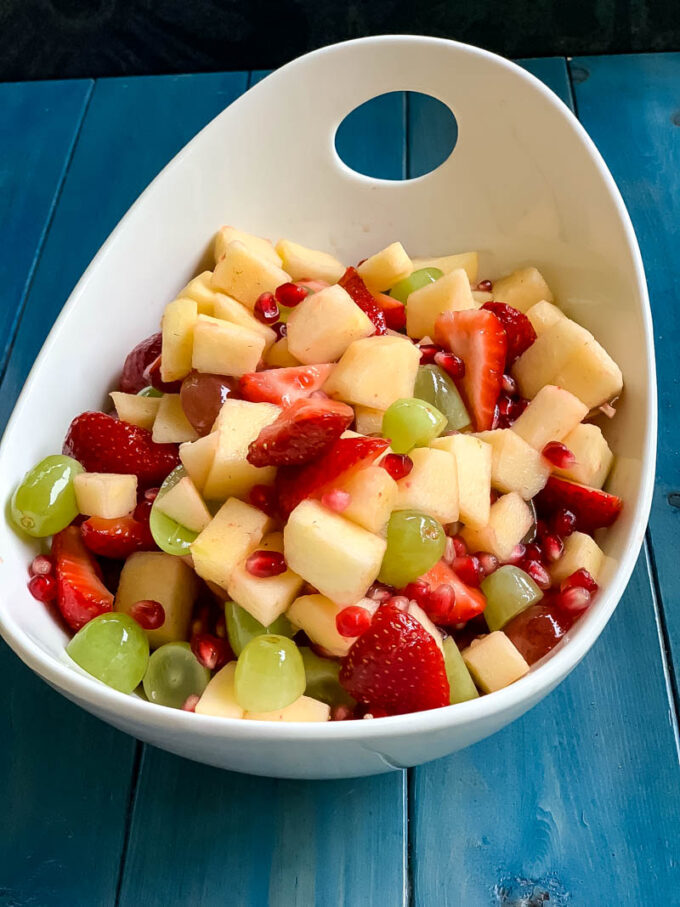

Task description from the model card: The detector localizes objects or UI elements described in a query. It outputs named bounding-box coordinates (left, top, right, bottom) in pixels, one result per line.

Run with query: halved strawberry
left=81, top=512, right=156, bottom=559
left=435, top=309, right=507, bottom=431
left=339, top=602, right=449, bottom=714
left=239, top=364, right=334, bottom=407
left=63, top=411, right=179, bottom=487
left=52, top=526, right=114, bottom=631
left=375, top=293, right=406, bottom=332
left=276, top=436, right=390, bottom=516
left=247, top=398, right=354, bottom=467
left=482, top=301, right=536, bottom=364
left=419, top=559, right=487, bottom=624
left=339, top=267, right=387, bottom=334
left=535, top=476, right=623, bottom=532
left=119, top=332, right=162, bottom=393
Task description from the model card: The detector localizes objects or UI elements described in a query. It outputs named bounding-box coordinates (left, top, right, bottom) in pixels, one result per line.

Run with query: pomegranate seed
left=451, top=536, right=467, bottom=557
left=542, top=441, right=576, bottom=469
left=561, top=568, right=599, bottom=594
left=428, top=583, right=457, bottom=622
left=477, top=279, right=493, bottom=292
left=367, top=582, right=394, bottom=602
left=558, top=586, right=592, bottom=613
left=543, top=534, right=564, bottom=562
left=253, top=292, right=280, bottom=324
left=321, top=489, right=351, bottom=513
left=418, top=343, right=441, bottom=364
left=389, top=595, right=410, bottom=611
left=331, top=704, right=355, bottom=721
left=552, top=509, right=577, bottom=538
left=403, top=580, right=431, bottom=607
left=29, top=554, right=53, bottom=576
left=524, top=542, right=543, bottom=563
left=130, top=599, right=166, bottom=630
left=535, top=518, right=550, bottom=540
left=335, top=605, right=372, bottom=637
left=275, top=282, right=308, bottom=308
left=191, top=633, right=230, bottom=671
left=452, top=555, right=482, bottom=587
left=525, top=560, right=551, bottom=590
left=501, top=374, right=517, bottom=396
left=272, top=321, right=288, bottom=340
left=477, top=552, right=499, bottom=576
left=144, top=487, right=160, bottom=503
left=506, top=544, right=526, bottom=565
left=249, top=484, right=279, bottom=518
left=443, top=536, right=456, bottom=564
left=434, top=351, right=466, bottom=379
left=381, top=453, right=413, bottom=481
left=182, top=694, right=200, bottom=712
left=246, top=550, right=287, bottom=578
left=27, top=573, right=57, bottom=603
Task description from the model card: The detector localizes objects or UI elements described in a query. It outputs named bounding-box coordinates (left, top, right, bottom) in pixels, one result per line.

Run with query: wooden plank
left=0, top=79, right=92, bottom=374
left=409, top=57, right=680, bottom=905
left=0, top=72, right=250, bottom=905
left=570, top=51, right=680, bottom=692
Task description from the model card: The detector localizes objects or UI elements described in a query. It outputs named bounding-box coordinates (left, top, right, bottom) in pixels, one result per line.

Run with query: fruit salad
left=9, top=228, right=624, bottom=721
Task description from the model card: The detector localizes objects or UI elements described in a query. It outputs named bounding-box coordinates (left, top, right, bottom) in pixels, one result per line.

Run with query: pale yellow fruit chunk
left=74, top=472, right=137, bottom=519
left=431, top=433, right=491, bottom=529
left=196, top=662, right=244, bottom=718
left=286, top=284, right=374, bottom=364
left=154, top=476, right=211, bottom=532
left=492, top=266, right=553, bottom=313
left=550, top=531, right=605, bottom=585
left=275, top=239, right=345, bottom=283
left=191, top=498, right=272, bottom=590
left=406, top=268, right=478, bottom=340
left=460, top=493, right=533, bottom=562
left=324, top=335, right=420, bottom=410
left=410, top=251, right=478, bottom=282
left=554, top=423, right=613, bottom=488
left=227, top=532, right=304, bottom=627
left=476, top=429, right=550, bottom=500
left=152, top=394, right=199, bottom=444
left=396, top=447, right=459, bottom=525
left=462, top=632, right=529, bottom=693
left=212, top=240, right=290, bottom=309
left=244, top=695, right=330, bottom=722
left=214, top=226, right=282, bottom=266
left=161, top=297, right=197, bottom=382
left=110, top=392, right=160, bottom=431
left=357, top=241, right=412, bottom=291
left=511, top=385, right=588, bottom=451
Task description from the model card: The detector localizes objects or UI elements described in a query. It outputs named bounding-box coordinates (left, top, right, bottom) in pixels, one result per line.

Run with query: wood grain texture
left=409, top=57, right=680, bottom=906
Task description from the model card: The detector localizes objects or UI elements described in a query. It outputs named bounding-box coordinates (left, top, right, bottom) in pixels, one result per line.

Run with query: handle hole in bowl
left=335, top=91, right=458, bottom=181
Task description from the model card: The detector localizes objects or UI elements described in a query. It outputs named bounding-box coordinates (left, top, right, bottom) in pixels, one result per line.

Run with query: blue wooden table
left=1, top=55, right=679, bottom=905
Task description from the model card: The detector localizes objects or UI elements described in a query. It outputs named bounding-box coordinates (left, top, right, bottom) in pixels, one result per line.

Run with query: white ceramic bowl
left=0, top=36, right=655, bottom=779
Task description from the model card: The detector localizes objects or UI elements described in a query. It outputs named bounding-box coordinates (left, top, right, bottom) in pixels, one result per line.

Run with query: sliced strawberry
left=52, top=526, right=114, bottom=631
left=375, top=293, right=406, bottom=332
left=81, top=513, right=156, bottom=559
left=119, top=332, right=162, bottom=393
left=434, top=309, right=507, bottom=431
left=276, top=436, right=390, bottom=516
left=339, top=602, right=449, bottom=714
left=535, top=476, right=623, bottom=533
left=63, top=411, right=179, bottom=487
left=339, top=267, right=387, bottom=334
left=239, top=364, right=334, bottom=407
left=419, top=559, right=487, bottom=624
left=482, top=302, right=536, bottom=364
left=247, top=398, right=354, bottom=467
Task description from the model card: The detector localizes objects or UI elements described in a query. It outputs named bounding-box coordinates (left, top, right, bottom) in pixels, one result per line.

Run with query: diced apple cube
left=212, top=240, right=290, bottom=309
left=492, top=266, right=553, bottom=312
left=214, top=226, right=282, bottom=267
left=286, top=284, right=374, bottom=364
left=154, top=475, right=211, bottom=532
left=472, top=289, right=493, bottom=305
left=195, top=662, right=243, bottom=718
left=324, top=335, right=421, bottom=410
left=264, top=336, right=301, bottom=368
left=354, top=405, right=385, bottom=435
left=191, top=498, right=272, bottom=590
left=462, top=631, right=529, bottom=693
left=550, top=531, right=605, bottom=585
left=287, top=593, right=360, bottom=656
left=335, top=465, right=398, bottom=534
left=554, top=423, right=613, bottom=488
left=161, top=297, right=198, bottom=382
left=227, top=532, right=304, bottom=626
left=476, top=429, right=550, bottom=499
left=460, top=492, right=533, bottom=561
left=511, top=385, right=588, bottom=450
left=178, top=271, right=216, bottom=315
left=284, top=500, right=387, bottom=604
left=115, top=551, right=200, bottom=648
left=74, top=472, right=137, bottom=519
left=192, top=314, right=265, bottom=378
left=406, top=268, right=477, bottom=340
left=512, top=317, right=623, bottom=408
left=526, top=300, right=565, bottom=335
left=110, top=391, right=161, bottom=431
left=431, top=433, right=491, bottom=528
left=275, top=238, right=345, bottom=283
left=152, top=394, right=200, bottom=444
left=179, top=432, right=218, bottom=493
left=357, top=241, right=412, bottom=291
left=202, top=400, right=280, bottom=500
left=212, top=293, right=276, bottom=350
left=244, top=695, right=330, bottom=722
left=396, top=447, right=459, bottom=525
left=410, top=251, right=478, bottom=282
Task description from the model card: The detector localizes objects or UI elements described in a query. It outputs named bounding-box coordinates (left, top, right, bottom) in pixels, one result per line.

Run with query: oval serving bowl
left=0, top=36, right=655, bottom=779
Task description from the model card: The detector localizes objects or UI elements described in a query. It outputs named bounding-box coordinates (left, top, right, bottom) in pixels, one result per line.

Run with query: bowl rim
left=0, top=34, right=657, bottom=742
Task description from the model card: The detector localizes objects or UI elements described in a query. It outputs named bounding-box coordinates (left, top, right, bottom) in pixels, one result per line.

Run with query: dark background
left=1, top=0, right=680, bottom=81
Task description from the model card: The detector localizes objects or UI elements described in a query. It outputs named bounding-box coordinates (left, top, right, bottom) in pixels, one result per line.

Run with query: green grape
left=143, top=641, right=210, bottom=708
left=234, top=635, right=305, bottom=712
left=389, top=267, right=443, bottom=303
left=481, top=565, right=543, bottom=632
left=379, top=510, right=446, bottom=588
left=225, top=601, right=295, bottom=656
left=137, top=385, right=163, bottom=397
left=67, top=613, right=149, bottom=694
left=10, top=454, right=84, bottom=538
left=381, top=398, right=447, bottom=454
left=414, top=365, right=470, bottom=431
left=442, top=637, right=479, bottom=704
left=150, top=465, right=197, bottom=556
left=300, top=647, right=354, bottom=707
